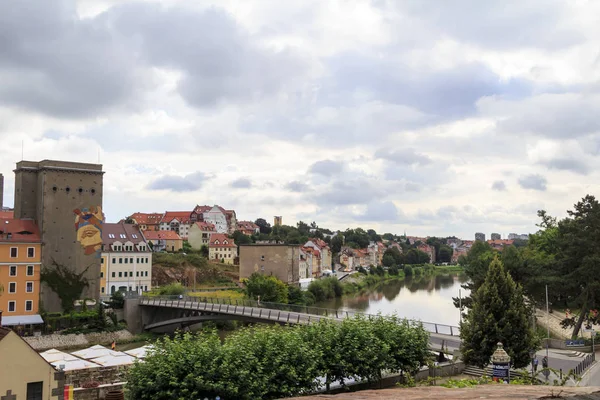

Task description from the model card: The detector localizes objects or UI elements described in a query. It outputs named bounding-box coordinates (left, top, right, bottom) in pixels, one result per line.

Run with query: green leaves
left=245, top=272, right=289, bottom=303
left=127, top=316, right=431, bottom=399
left=460, top=257, right=539, bottom=369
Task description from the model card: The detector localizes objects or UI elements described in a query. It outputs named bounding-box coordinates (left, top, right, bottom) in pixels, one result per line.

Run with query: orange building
left=0, top=218, right=43, bottom=328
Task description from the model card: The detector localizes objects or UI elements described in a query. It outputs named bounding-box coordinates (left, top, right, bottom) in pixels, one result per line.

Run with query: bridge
left=138, top=296, right=461, bottom=351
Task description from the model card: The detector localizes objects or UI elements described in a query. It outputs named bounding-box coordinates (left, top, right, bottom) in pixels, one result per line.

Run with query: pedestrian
left=257, top=295, right=261, bottom=306
left=533, top=356, right=538, bottom=372
left=111, top=341, right=116, bottom=351
left=542, top=356, right=548, bottom=369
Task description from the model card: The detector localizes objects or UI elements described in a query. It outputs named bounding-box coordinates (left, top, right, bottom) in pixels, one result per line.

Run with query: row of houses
left=128, top=205, right=259, bottom=239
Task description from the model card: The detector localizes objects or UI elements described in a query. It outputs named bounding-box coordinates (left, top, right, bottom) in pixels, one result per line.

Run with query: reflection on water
left=315, top=273, right=469, bottom=326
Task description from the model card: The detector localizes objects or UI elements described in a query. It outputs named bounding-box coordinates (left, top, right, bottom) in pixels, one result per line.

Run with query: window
left=112, top=258, right=116, bottom=264
left=136, top=258, right=139, bottom=264
left=25, top=300, right=33, bottom=312
left=100, top=271, right=104, bottom=278
left=27, top=247, right=35, bottom=258
left=124, top=258, right=128, bottom=264
left=136, top=271, right=139, bottom=277
left=9, top=265, right=17, bottom=276
left=144, top=285, right=148, bottom=291
left=9, top=282, right=16, bottom=293
left=101, top=287, right=105, bottom=294
left=145, top=271, right=148, bottom=277
left=27, top=265, right=34, bottom=276
left=130, top=257, right=133, bottom=263
left=8, top=301, right=15, bottom=312
left=101, top=258, right=104, bottom=264
left=118, top=272, right=122, bottom=278
left=10, top=247, right=17, bottom=258
left=27, top=381, right=43, bottom=400
left=129, top=271, right=133, bottom=277
left=112, top=272, right=116, bottom=278
left=132, top=234, right=138, bottom=239
left=108, top=233, right=115, bottom=239
left=145, top=257, right=149, bottom=263
left=26, top=282, right=33, bottom=293
left=120, top=234, right=126, bottom=239
left=119, top=257, right=123, bottom=263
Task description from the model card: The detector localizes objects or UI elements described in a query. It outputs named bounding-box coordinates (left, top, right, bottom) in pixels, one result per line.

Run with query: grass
left=434, top=265, right=464, bottom=273
left=188, top=290, right=245, bottom=300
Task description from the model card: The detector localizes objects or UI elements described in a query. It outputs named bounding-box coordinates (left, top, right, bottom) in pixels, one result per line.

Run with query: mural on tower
left=74, top=206, right=104, bottom=256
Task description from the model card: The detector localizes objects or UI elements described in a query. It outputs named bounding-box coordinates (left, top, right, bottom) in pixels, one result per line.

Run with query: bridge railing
left=140, top=295, right=460, bottom=336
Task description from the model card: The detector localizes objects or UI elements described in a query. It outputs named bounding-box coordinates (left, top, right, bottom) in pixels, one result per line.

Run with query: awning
left=1, top=314, right=44, bottom=326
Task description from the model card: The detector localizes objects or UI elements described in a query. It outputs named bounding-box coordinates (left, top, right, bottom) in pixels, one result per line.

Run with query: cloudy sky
left=1, top=0, right=599, bottom=239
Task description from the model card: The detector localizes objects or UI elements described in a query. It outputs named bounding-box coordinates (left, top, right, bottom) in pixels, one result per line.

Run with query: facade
left=339, top=249, right=354, bottom=271
left=0, top=219, right=43, bottom=327
left=0, top=325, right=62, bottom=399
left=304, top=238, right=332, bottom=274
left=188, top=221, right=216, bottom=249
left=208, top=233, right=237, bottom=265
left=100, top=223, right=152, bottom=296
left=159, top=211, right=192, bottom=239
left=490, top=233, right=501, bottom=241
left=299, top=248, right=313, bottom=279
left=237, top=220, right=260, bottom=236
left=142, top=230, right=183, bottom=252
left=274, top=216, right=282, bottom=226
left=487, top=239, right=515, bottom=250
left=475, top=232, right=486, bottom=242
left=128, top=212, right=163, bottom=231
left=239, top=244, right=301, bottom=284
left=13, top=159, right=104, bottom=312
left=190, top=205, right=237, bottom=234
left=508, top=233, right=529, bottom=240
left=417, top=244, right=435, bottom=263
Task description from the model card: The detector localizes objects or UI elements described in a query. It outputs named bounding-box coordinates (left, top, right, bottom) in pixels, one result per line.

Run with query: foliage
left=231, top=230, right=252, bottom=245
left=403, top=265, right=414, bottom=276
left=245, top=273, right=288, bottom=303
left=40, top=260, right=92, bottom=312
left=287, top=284, right=312, bottom=305
left=255, top=218, right=272, bottom=234
left=460, top=257, right=539, bottom=369
left=199, top=245, right=209, bottom=258
left=437, top=245, right=453, bottom=263
left=404, top=248, right=431, bottom=264
left=382, top=253, right=396, bottom=267
left=158, top=283, right=186, bottom=296
left=109, top=291, right=124, bottom=309
left=308, top=277, right=343, bottom=302
left=188, top=290, right=245, bottom=300
left=330, top=235, right=344, bottom=254
left=182, top=240, right=192, bottom=252
left=343, top=228, right=370, bottom=249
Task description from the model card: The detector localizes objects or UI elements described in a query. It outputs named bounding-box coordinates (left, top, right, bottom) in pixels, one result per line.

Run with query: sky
left=1, top=0, right=599, bottom=239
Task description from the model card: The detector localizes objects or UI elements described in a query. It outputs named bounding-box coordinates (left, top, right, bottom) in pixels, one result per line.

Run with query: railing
left=140, top=295, right=461, bottom=336
left=572, top=352, right=595, bottom=376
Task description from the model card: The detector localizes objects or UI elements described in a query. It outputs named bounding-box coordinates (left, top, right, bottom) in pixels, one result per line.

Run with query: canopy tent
left=91, top=353, right=137, bottom=367
left=124, top=345, right=154, bottom=359
left=40, top=348, right=80, bottom=363
left=51, top=359, right=99, bottom=371
left=71, top=345, right=122, bottom=360
left=1, top=314, right=44, bottom=326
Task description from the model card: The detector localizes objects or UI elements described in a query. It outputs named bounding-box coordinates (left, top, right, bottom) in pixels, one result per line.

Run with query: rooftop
left=209, top=233, right=236, bottom=247
left=0, top=218, right=41, bottom=242
left=143, top=230, right=182, bottom=240
left=102, top=222, right=147, bottom=248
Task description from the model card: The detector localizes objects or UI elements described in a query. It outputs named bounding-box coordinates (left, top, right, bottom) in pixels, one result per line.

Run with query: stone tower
left=0, top=173, right=3, bottom=209
left=14, top=160, right=104, bottom=312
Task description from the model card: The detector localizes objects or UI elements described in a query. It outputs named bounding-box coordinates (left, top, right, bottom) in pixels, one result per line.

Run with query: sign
left=492, top=362, right=510, bottom=383
left=565, top=339, right=585, bottom=347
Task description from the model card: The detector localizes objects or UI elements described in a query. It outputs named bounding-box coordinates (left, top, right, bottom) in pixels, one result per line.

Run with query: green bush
left=308, top=277, right=343, bottom=302
left=158, top=283, right=186, bottom=296
left=403, top=266, right=413, bottom=276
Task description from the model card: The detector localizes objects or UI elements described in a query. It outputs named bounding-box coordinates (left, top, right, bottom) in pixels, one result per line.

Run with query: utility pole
left=546, top=285, right=550, bottom=359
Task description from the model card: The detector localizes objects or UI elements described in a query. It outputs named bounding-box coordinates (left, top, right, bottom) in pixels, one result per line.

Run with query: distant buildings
left=508, top=233, right=529, bottom=241
left=188, top=221, right=216, bottom=249
left=239, top=244, right=301, bottom=284
left=128, top=212, right=163, bottom=231
left=475, top=232, right=486, bottom=242
left=191, top=205, right=237, bottom=234
left=100, top=222, right=152, bottom=296
left=209, top=233, right=237, bottom=265
left=0, top=218, right=43, bottom=328
left=490, top=233, right=501, bottom=240
left=304, top=238, right=332, bottom=275
left=237, top=220, right=260, bottom=236
left=159, top=211, right=192, bottom=239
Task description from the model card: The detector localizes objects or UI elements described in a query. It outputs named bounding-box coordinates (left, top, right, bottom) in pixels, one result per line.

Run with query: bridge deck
left=140, top=296, right=461, bottom=338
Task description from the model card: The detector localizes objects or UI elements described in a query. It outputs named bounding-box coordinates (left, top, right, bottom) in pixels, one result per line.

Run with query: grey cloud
left=539, top=158, right=590, bottom=175
left=518, top=174, right=547, bottom=191
left=230, top=178, right=252, bottom=189
left=492, top=180, right=507, bottom=191
left=309, top=160, right=344, bottom=176
left=315, top=179, right=384, bottom=206
left=286, top=181, right=310, bottom=193
left=0, top=0, right=140, bottom=117
left=355, top=201, right=403, bottom=222
left=110, top=3, right=306, bottom=108
left=147, top=171, right=208, bottom=192
left=375, top=148, right=432, bottom=166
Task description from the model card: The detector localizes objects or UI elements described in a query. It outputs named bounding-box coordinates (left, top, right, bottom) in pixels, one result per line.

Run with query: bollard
left=560, top=368, right=562, bottom=379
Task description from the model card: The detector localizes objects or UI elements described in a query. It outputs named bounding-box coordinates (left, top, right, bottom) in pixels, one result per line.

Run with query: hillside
left=151, top=252, right=240, bottom=288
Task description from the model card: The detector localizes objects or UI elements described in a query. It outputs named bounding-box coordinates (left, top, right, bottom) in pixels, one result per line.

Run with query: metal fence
left=572, top=352, right=595, bottom=376
left=140, top=295, right=461, bottom=336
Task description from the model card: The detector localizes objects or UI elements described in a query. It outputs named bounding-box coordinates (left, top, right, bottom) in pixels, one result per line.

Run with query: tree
left=460, top=257, right=538, bottom=369
left=297, top=220, right=311, bottom=235
left=330, top=234, right=343, bottom=254
left=382, top=253, right=396, bottom=268
left=199, top=245, right=209, bottom=258
left=437, top=245, right=453, bottom=263
left=231, top=231, right=252, bottom=246
left=453, top=241, right=496, bottom=309
left=245, top=273, right=288, bottom=303
left=40, top=259, right=91, bottom=312
left=255, top=218, right=272, bottom=234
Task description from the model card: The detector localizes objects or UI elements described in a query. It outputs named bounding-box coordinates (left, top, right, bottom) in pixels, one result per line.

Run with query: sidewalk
left=536, top=308, right=572, bottom=339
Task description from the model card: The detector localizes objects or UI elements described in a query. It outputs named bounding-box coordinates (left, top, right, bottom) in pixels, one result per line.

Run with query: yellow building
left=143, top=230, right=183, bottom=253
left=0, top=326, right=62, bottom=399
left=209, top=234, right=237, bottom=265
left=0, top=218, right=43, bottom=328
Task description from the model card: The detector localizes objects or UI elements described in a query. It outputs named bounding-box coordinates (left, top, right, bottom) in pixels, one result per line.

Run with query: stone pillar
left=491, top=342, right=511, bottom=383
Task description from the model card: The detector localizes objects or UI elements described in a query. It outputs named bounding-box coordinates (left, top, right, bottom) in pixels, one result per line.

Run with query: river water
left=315, top=273, right=469, bottom=327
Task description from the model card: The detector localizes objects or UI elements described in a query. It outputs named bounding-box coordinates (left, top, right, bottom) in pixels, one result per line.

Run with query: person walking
left=533, top=356, right=539, bottom=373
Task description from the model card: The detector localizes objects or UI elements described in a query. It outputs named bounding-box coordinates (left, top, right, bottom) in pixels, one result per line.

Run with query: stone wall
left=66, top=365, right=128, bottom=388
left=73, top=383, right=126, bottom=400
left=24, top=329, right=134, bottom=351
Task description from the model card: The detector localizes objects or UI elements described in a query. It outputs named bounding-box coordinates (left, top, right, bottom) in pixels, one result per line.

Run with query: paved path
left=537, top=308, right=599, bottom=340
left=578, top=350, right=600, bottom=387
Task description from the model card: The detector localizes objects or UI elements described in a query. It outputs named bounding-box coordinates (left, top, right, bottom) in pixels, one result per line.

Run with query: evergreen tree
left=460, top=257, right=538, bottom=369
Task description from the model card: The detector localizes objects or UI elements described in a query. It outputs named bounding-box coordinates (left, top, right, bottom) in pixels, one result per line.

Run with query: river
left=315, top=272, right=469, bottom=327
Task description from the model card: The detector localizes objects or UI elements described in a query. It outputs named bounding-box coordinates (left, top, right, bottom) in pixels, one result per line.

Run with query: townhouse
left=208, top=233, right=237, bottom=265
left=188, top=221, right=216, bottom=249
left=142, top=230, right=183, bottom=252
left=159, top=211, right=192, bottom=239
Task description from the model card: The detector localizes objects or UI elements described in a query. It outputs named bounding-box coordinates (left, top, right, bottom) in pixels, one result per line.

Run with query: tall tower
left=0, top=173, right=4, bottom=209
left=274, top=216, right=282, bottom=226
left=14, top=160, right=104, bottom=312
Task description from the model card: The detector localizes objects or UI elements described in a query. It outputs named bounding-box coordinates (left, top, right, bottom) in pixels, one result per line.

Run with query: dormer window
left=108, top=234, right=115, bottom=239
left=120, top=234, right=126, bottom=239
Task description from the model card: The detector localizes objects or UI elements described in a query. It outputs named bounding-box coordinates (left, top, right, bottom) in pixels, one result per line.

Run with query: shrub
left=158, top=283, right=186, bottom=296
left=403, top=266, right=413, bottom=276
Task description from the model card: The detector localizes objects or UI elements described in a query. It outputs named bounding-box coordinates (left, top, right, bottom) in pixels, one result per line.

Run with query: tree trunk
left=572, top=296, right=588, bottom=338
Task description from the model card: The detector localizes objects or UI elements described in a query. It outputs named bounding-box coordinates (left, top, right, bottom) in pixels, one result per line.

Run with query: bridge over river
left=138, top=296, right=461, bottom=351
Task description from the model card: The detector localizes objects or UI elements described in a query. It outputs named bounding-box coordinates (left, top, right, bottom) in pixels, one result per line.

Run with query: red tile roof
left=161, top=211, right=192, bottom=224
left=129, top=212, right=163, bottom=225
left=0, top=210, right=14, bottom=219
left=209, top=233, right=236, bottom=248
left=0, top=219, right=41, bottom=242
left=143, top=230, right=182, bottom=241
left=237, top=221, right=259, bottom=231
left=487, top=239, right=514, bottom=246
left=308, top=238, right=330, bottom=250
left=195, top=221, right=216, bottom=231
left=102, top=223, right=147, bottom=248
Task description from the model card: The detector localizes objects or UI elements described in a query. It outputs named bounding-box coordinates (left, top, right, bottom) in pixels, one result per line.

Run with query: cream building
left=188, top=221, right=216, bottom=249
left=100, top=223, right=152, bottom=296
left=208, top=234, right=237, bottom=265
left=0, top=325, right=61, bottom=399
